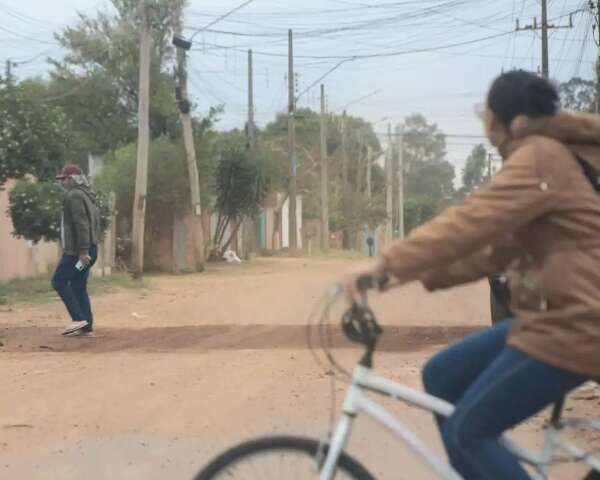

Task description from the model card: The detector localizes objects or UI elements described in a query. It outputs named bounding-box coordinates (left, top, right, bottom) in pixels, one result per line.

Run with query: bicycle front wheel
left=194, top=435, right=375, bottom=480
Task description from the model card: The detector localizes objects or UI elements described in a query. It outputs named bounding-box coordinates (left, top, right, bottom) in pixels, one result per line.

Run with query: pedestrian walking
left=51, top=164, right=101, bottom=337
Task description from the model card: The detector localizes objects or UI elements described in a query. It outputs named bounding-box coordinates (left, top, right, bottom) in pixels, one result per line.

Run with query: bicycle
left=194, top=276, right=600, bottom=479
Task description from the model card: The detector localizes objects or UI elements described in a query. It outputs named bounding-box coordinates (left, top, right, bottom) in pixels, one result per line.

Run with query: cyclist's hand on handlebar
left=344, top=260, right=389, bottom=305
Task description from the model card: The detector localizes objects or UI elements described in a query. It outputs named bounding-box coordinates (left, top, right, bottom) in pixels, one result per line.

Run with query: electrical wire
left=190, top=0, right=256, bottom=40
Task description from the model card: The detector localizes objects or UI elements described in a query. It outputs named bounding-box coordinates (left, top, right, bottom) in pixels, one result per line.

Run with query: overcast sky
left=1, top=0, right=596, bottom=175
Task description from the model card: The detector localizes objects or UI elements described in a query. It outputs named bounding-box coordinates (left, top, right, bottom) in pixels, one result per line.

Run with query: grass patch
left=0, top=273, right=147, bottom=305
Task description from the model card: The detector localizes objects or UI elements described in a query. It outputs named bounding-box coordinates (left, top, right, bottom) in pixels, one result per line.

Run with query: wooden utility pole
left=487, top=152, right=493, bottom=181
left=395, top=124, right=404, bottom=239
left=247, top=49, right=255, bottom=147
left=319, top=84, right=329, bottom=253
left=287, top=29, right=298, bottom=250
left=131, top=0, right=152, bottom=278
left=385, top=124, right=393, bottom=244
left=5, top=60, right=12, bottom=80
left=174, top=13, right=206, bottom=272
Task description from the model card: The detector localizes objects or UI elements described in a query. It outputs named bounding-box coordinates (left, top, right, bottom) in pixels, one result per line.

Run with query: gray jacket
left=61, top=186, right=101, bottom=255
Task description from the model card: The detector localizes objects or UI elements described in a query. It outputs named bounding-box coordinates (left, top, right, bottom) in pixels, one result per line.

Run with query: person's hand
left=79, top=254, right=92, bottom=266
left=344, top=260, right=388, bottom=305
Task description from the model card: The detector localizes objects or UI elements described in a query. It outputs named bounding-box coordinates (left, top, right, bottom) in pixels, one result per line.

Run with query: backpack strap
left=576, top=155, right=600, bottom=192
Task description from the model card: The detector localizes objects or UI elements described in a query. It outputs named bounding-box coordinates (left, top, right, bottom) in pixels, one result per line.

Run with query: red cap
left=56, top=164, right=82, bottom=179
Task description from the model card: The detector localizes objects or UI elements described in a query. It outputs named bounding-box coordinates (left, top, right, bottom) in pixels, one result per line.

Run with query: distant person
left=51, top=164, right=101, bottom=337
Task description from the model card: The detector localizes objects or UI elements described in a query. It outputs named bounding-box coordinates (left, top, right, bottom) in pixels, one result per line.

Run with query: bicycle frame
left=319, top=365, right=600, bottom=480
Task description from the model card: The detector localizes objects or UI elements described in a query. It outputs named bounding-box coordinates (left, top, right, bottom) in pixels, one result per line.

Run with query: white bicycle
left=194, top=276, right=600, bottom=480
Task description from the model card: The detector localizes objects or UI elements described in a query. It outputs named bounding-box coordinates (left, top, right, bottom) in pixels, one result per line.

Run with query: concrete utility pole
left=515, top=3, right=573, bottom=79
left=541, top=0, right=549, bottom=79
left=356, top=129, right=365, bottom=193
left=247, top=49, right=255, bottom=148
left=131, top=0, right=152, bottom=278
left=173, top=10, right=206, bottom=272
left=287, top=29, right=298, bottom=250
left=319, top=84, right=329, bottom=253
left=366, top=145, right=373, bottom=199
left=341, top=111, right=348, bottom=186
left=385, top=123, right=393, bottom=244
left=395, top=124, right=404, bottom=239
left=5, top=60, right=13, bottom=80
left=341, top=110, right=350, bottom=249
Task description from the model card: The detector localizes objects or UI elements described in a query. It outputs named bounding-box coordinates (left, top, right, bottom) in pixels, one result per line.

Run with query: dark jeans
left=422, top=320, right=587, bottom=479
left=51, top=245, right=98, bottom=332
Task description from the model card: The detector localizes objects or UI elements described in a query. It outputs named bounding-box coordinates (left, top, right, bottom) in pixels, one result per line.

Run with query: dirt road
left=1, top=258, right=598, bottom=479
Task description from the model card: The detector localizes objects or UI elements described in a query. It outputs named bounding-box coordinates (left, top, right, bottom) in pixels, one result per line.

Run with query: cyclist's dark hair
left=487, top=70, right=559, bottom=127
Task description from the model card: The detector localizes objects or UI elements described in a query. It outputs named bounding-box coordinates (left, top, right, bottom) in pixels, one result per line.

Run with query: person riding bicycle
left=346, top=70, right=600, bottom=480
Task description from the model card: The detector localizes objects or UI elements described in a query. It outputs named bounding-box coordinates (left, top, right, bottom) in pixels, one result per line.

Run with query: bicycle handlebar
left=356, top=274, right=390, bottom=294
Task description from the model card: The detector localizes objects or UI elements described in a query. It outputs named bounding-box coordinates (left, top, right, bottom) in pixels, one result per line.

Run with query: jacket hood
left=508, top=112, right=600, bottom=168
left=511, top=112, right=600, bottom=146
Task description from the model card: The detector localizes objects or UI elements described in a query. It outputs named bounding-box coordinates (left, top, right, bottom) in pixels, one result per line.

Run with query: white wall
left=281, top=195, right=302, bottom=249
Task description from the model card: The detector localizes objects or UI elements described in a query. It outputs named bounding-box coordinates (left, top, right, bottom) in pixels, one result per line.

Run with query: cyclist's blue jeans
left=422, top=319, right=587, bottom=480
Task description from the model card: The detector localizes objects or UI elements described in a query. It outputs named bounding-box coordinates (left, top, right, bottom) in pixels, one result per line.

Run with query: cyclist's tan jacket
left=382, top=112, right=600, bottom=376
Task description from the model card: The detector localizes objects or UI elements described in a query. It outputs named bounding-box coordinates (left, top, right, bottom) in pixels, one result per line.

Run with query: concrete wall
left=281, top=195, right=303, bottom=249
left=0, top=180, right=60, bottom=283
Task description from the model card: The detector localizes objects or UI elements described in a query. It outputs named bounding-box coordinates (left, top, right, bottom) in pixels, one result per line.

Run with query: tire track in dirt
left=0, top=325, right=481, bottom=353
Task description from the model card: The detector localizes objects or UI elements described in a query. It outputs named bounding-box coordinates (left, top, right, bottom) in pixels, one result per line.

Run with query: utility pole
left=366, top=145, right=373, bottom=199
left=319, top=84, right=329, bottom=253
left=247, top=49, right=255, bottom=148
left=516, top=3, right=573, bottom=79
left=287, top=29, right=298, bottom=251
left=487, top=152, right=493, bottom=181
left=130, top=0, right=152, bottom=278
left=541, top=0, right=549, bottom=79
left=385, top=124, right=393, bottom=244
left=396, top=124, right=404, bottom=239
left=356, top=129, right=365, bottom=193
left=594, top=1, right=600, bottom=112
left=247, top=47, right=259, bottom=255
left=341, top=111, right=348, bottom=186
left=341, top=110, right=349, bottom=249
left=5, top=60, right=13, bottom=81
left=173, top=11, right=206, bottom=272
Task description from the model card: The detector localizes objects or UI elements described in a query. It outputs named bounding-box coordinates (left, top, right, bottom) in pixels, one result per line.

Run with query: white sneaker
left=66, top=329, right=96, bottom=338
left=62, top=320, right=89, bottom=336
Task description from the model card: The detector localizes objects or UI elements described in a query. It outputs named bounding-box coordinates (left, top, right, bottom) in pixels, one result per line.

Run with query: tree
left=212, top=146, right=271, bottom=256
left=0, top=78, right=69, bottom=188
left=49, top=0, right=186, bottom=156
left=460, top=144, right=488, bottom=197
left=330, top=189, right=387, bottom=238
left=403, top=114, right=454, bottom=204
left=95, top=136, right=192, bottom=267
left=8, top=179, right=111, bottom=244
left=559, top=78, right=596, bottom=112
left=261, top=109, right=385, bottom=247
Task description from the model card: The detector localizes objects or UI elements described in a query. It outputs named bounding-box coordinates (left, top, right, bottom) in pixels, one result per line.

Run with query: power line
left=295, top=58, right=354, bottom=100
left=195, top=30, right=514, bottom=60
left=190, top=0, right=256, bottom=40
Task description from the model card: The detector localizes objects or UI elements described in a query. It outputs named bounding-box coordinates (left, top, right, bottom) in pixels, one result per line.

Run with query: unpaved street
left=1, top=258, right=598, bottom=479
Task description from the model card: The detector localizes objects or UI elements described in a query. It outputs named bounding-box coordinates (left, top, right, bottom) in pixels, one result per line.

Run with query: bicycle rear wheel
left=194, top=435, right=375, bottom=480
